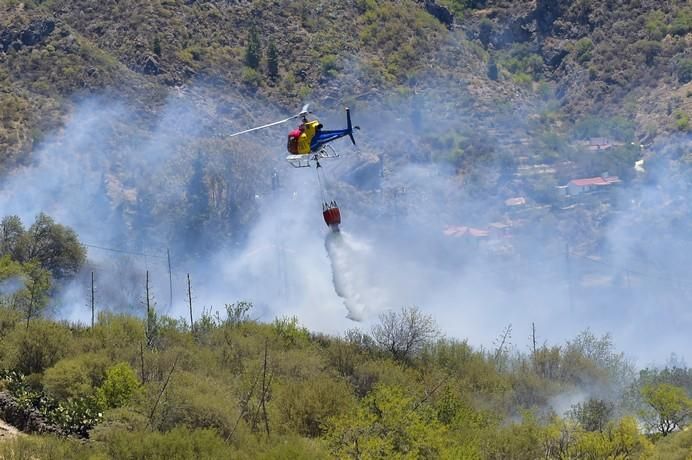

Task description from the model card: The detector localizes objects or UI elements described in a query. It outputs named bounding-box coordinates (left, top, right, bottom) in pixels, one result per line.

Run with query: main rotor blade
left=299, top=103, right=310, bottom=117
left=227, top=114, right=300, bottom=138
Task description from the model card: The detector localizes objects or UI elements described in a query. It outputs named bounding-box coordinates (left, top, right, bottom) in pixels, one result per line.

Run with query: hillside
left=0, top=306, right=689, bottom=458
left=3, top=0, right=687, bottom=162
left=0, top=0, right=689, bottom=353
left=1, top=1, right=692, bottom=457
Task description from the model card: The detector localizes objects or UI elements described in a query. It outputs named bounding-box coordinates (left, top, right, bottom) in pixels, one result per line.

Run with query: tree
left=182, top=154, right=211, bottom=256
left=245, top=26, right=261, bottom=70
left=153, top=37, right=161, bottom=57
left=569, top=399, right=614, bottom=432
left=371, top=306, right=439, bottom=362
left=479, top=18, right=492, bottom=48
left=15, top=260, right=52, bottom=329
left=0, top=215, right=25, bottom=260
left=487, top=55, right=498, bottom=80
left=641, top=383, right=691, bottom=436
left=266, top=40, right=279, bottom=80
left=1, top=214, right=86, bottom=279
left=535, top=0, right=561, bottom=34
left=633, top=40, right=661, bottom=66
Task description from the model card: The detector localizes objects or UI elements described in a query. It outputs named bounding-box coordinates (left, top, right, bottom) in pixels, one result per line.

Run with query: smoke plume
left=0, top=84, right=690, bottom=366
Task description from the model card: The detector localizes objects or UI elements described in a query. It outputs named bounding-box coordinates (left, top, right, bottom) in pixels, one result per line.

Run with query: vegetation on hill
left=1, top=0, right=692, bottom=456
left=0, top=216, right=689, bottom=457
left=0, top=300, right=689, bottom=459
left=1, top=0, right=689, bottom=165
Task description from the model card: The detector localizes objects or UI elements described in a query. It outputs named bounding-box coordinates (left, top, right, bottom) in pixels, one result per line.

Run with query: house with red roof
left=443, top=225, right=489, bottom=238
left=567, top=175, right=620, bottom=196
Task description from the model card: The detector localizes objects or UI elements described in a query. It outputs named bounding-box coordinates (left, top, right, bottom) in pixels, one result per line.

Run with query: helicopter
left=227, top=105, right=358, bottom=231
left=228, top=104, right=360, bottom=168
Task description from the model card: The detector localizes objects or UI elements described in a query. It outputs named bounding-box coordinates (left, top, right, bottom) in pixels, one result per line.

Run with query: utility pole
left=261, top=339, right=270, bottom=438
left=145, top=270, right=151, bottom=346
left=146, top=270, right=150, bottom=319
left=139, top=341, right=146, bottom=384
left=531, top=322, right=537, bottom=372
left=167, top=248, right=173, bottom=309
left=565, top=242, right=575, bottom=312
left=91, top=271, right=95, bottom=330
left=187, top=273, right=194, bottom=335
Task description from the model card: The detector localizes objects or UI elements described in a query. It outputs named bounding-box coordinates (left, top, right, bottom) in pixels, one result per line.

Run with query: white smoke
left=0, top=277, right=24, bottom=296
left=324, top=231, right=379, bottom=321
left=0, top=86, right=689, bottom=366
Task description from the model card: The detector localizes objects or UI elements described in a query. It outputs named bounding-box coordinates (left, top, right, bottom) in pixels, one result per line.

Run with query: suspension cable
left=314, top=157, right=328, bottom=204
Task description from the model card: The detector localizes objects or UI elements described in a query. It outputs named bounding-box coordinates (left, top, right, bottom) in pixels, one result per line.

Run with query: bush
left=673, top=111, right=690, bottom=132
left=43, top=353, right=109, bottom=400
left=645, top=11, right=667, bottom=40
left=651, top=428, right=692, bottom=459
left=574, top=38, right=594, bottom=63
left=272, top=375, right=355, bottom=437
left=669, top=9, right=692, bottom=36
left=677, top=59, right=692, bottom=84
left=326, top=385, right=452, bottom=458
left=97, top=362, right=140, bottom=409
left=272, top=316, right=310, bottom=346
left=0, top=435, right=102, bottom=460
left=102, top=427, right=234, bottom=459
left=152, top=371, right=242, bottom=438
left=241, top=66, right=262, bottom=88
left=319, top=54, right=339, bottom=78
left=1, top=321, right=73, bottom=375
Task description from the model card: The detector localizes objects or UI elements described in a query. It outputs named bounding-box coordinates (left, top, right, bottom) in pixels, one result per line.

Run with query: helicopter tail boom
left=346, top=108, right=356, bottom=145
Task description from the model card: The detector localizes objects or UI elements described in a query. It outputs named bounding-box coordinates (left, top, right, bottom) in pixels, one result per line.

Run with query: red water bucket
left=323, top=204, right=341, bottom=230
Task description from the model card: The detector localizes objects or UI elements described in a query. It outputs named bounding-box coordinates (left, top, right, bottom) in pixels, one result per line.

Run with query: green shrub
left=677, top=58, right=692, bottom=84
left=1, top=321, right=73, bottom=375
left=0, top=435, right=103, bottom=460
left=241, top=66, right=262, bottom=88
left=319, top=54, right=339, bottom=78
left=670, top=8, right=692, bottom=36
left=512, top=72, right=533, bottom=87
left=645, top=11, right=668, bottom=40
left=673, top=111, right=690, bottom=132
left=43, top=353, right=109, bottom=400
left=102, top=427, right=234, bottom=460
left=152, top=371, right=242, bottom=439
left=326, top=384, right=452, bottom=458
left=272, top=375, right=355, bottom=437
left=651, top=428, right=692, bottom=459
left=574, top=38, right=594, bottom=63
left=272, top=316, right=310, bottom=346
left=97, top=362, right=140, bottom=409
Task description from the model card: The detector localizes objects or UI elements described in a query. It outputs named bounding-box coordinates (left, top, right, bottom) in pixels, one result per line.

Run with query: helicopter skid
left=285, top=146, right=340, bottom=168
left=286, top=154, right=312, bottom=168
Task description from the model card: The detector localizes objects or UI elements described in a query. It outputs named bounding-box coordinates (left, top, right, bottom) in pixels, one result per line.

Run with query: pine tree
left=266, top=40, right=279, bottom=80
left=245, top=27, right=261, bottom=70
left=487, top=55, right=498, bottom=81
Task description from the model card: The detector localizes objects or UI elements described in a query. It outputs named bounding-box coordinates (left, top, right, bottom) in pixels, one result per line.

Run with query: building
left=443, top=225, right=489, bottom=238
left=504, top=196, right=526, bottom=207
left=567, top=175, right=620, bottom=196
